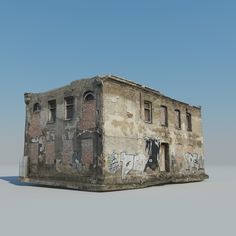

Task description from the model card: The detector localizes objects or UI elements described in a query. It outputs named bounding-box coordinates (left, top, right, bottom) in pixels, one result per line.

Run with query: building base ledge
left=20, top=173, right=209, bottom=192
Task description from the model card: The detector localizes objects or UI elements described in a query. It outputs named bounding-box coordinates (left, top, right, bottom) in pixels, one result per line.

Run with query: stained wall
left=102, top=78, right=206, bottom=185
left=23, top=78, right=103, bottom=183
left=21, top=75, right=207, bottom=190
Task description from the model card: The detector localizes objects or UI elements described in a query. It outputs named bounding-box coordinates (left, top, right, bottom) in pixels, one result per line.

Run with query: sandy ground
left=0, top=165, right=235, bottom=236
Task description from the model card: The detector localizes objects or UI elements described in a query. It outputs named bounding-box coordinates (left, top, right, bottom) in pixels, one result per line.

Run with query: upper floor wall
left=102, top=78, right=203, bottom=143
left=24, top=78, right=101, bottom=132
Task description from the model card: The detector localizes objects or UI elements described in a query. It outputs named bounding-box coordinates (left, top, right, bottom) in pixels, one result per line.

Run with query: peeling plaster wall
left=23, top=78, right=103, bottom=183
left=21, top=75, right=207, bottom=191
left=102, top=79, right=206, bottom=185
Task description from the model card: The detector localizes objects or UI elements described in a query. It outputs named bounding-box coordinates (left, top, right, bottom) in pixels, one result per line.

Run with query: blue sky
left=0, top=0, right=235, bottom=165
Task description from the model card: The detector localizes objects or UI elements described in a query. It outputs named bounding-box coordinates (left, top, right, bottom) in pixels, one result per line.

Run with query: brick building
left=20, top=75, right=208, bottom=191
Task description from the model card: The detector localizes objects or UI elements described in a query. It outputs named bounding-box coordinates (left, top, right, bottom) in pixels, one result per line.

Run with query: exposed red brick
left=28, top=114, right=42, bottom=137
left=30, top=143, right=38, bottom=164
left=45, top=142, right=55, bottom=165
left=79, top=100, right=96, bottom=130
left=81, top=138, right=93, bottom=169
left=62, top=140, right=73, bottom=164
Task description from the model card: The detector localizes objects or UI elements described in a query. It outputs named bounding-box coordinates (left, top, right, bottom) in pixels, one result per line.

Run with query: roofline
left=100, top=74, right=161, bottom=93
left=24, top=74, right=201, bottom=110
left=100, top=75, right=201, bottom=110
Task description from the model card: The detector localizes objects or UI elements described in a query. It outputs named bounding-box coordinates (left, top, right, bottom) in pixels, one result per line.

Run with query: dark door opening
left=160, top=143, right=170, bottom=172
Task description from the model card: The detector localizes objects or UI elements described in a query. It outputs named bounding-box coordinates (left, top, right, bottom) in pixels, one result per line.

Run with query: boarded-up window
left=186, top=112, right=192, bottom=131
left=65, top=96, right=74, bottom=120
left=45, top=142, right=55, bottom=165
left=30, top=143, right=39, bottom=164
left=81, top=138, right=93, bottom=169
left=79, top=91, right=96, bottom=130
left=175, top=109, right=181, bottom=129
left=160, top=105, right=168, bottom=126
left=144, top=101, right=152, bottom=123
left=48, top=100, right=56, bottom=123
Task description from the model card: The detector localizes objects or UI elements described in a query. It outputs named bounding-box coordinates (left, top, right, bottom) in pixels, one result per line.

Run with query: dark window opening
left=48, top=100, right=56, bottom=123
left=84, top=91, right=95, bottom=102
left=186, top=112, right=192, bottom=131
left=65, top=96, right=74, bottom=120
left=144, top=101, right=152, bottom=123
left=160, top=105, right=168, bottom=127
left=33, top=103, right=41, bottom=113
left=175, top=109, right=181, bottom=129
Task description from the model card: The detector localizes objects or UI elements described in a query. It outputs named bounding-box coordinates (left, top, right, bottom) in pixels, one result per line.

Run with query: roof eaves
left=101, top=74, right=161, bottom=95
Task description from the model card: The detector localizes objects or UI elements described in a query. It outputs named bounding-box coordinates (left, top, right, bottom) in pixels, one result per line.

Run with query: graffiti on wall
left=120, top=153, right=145, bottom=179
left=46, top=131, right=55, bottom=142
left=171, top=151, right=204, bottom=172
left=107, top=141, right=204, bottom=178
left=107, top=152, right=146, bottom=179
left=184, top=152, right=204, bottom=171
left=107, top=152, right=120, bottom=174
left=144, top=138, right=161, bottom=171
left=55, top=159, right=62, bottom=172
left=107, top=137, right=161, bottom=178
left=31, top=136, right=46, bottom=162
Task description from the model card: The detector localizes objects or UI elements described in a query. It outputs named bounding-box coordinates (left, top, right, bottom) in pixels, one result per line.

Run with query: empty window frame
left=84, top=91, right=95, bottom=102
left=33, top=103, right=41, bottom=113
left=144, top=101, right=152, bottom=123
left=160, top=105, right=168, bottom=126
left=186, top=112, right=192, bottom=131
left=48, top=100, right=56, bottom=123
left=64, top=96, right=74, bottom=120
left=175, top=109, right=181, bottom=129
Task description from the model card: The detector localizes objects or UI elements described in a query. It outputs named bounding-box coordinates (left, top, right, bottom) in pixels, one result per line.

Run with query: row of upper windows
left=32, top=91, right=95, bottom=123
left=144, top=101, right=192, bottom=131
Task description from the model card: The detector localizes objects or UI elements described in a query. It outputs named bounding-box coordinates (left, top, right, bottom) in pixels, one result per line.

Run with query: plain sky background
left=0, top=0, right=235, bottom=165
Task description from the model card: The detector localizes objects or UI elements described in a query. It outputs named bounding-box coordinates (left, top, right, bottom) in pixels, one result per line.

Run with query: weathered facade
left=20, top=75, right=208, bottom=191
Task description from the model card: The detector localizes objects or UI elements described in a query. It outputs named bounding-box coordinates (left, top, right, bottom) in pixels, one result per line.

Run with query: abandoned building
left=20, top=75, right=208, bottom=191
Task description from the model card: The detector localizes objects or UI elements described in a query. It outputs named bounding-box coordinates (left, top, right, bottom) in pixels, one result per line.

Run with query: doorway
left=159, top=143, right=170, bottom=172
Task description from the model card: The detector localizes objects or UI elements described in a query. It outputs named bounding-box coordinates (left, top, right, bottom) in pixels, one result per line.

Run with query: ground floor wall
left=20, top=132, right=208, bottom=191
left=103, top=134, right=208, bottom=187
left=21, top=129, right=103, bottom=185
left=20, top=129, right=208, bottom=191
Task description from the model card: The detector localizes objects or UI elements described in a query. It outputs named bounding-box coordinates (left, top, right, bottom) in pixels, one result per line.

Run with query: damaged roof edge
left=24, top=74, right=201, bottom=110
left=101, top=75, right=201, bottom=110
left=101, top=74, right=161, bottom=94
left=23, top=77, right=97, bottom=96
left=24, top=84, right=71, bottom=96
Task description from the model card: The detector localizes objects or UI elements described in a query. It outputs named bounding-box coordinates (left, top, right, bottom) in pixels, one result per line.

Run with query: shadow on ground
left=0, top=176, right=34, bottom=186
left=0, top=176, right=90, bottom=192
